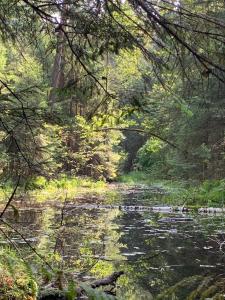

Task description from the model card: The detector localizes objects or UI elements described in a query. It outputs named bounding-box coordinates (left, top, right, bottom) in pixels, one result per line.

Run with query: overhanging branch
left=94, top=127, right=179, bottom=149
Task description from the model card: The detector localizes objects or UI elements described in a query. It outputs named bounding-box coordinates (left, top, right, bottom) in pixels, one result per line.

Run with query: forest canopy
left=0, top=0, right=225, bottom=183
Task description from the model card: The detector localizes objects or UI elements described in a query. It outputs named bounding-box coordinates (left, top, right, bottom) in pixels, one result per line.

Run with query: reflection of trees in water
left=114, top=211, right=166, bottom=297
left=0, top=206, right=123, bottom=271
left=36, top=207, right=125, bottom=275
left=0, top=209, right=42, bottom=246
left=115, top=211, right=225, bottom=298
left=5, top=209, right=41, bottom=227
left=2, top=201, right=225, bottom=299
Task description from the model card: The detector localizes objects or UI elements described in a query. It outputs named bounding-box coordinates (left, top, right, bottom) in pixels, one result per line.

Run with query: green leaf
left=66, top=281, right=77, bottom=300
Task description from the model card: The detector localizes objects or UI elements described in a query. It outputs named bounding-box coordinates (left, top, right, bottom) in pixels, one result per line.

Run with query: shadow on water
left=1, top=186, right=225, bottom=299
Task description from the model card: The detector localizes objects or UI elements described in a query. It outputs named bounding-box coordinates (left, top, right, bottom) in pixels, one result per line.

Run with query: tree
left=1, top=0, right=225, bottom=181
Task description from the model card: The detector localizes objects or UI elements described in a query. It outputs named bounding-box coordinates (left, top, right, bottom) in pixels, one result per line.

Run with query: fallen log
left=59, top=204, right=225, bottom=214
left=39, top=271, right=124, bottom=300
left=64, top=204, right=190, bottom=212
left=159, top=217, right=193, bottom=223
left=91, top=271, right=124, bottom=288
left=38, top=288, right=66, bottom=300
left=198, top=207, right=225, bottom=213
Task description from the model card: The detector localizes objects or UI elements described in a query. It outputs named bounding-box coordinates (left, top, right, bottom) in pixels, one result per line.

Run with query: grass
left=117, top=171, right=155, bottom=185
left=118, top=171, right=225, bottom=207
left=160, top=179, right=225, bottom=207
left=30, top=176, right=107, bottom=203
left=0, top=175, right=107, bottom=204
left=118, top=171, right=187, bottom=192
left=1, top=171, right=225, bottom=207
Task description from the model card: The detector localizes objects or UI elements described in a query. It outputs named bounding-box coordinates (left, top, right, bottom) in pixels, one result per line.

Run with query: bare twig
left=94, top=127, right=179, bottom=149
left=0, top=176, right=21, bottom=219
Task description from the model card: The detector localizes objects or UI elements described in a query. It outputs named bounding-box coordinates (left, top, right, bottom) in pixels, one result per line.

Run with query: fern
left=81, top=284, right=115, bottom=300
left=157, top=275, right=203, bottom=299
left=66, top=281, right=77, bottom=300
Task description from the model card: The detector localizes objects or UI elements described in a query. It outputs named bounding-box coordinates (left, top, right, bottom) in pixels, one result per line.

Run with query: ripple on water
left=3, top=189, right=225, bottom=299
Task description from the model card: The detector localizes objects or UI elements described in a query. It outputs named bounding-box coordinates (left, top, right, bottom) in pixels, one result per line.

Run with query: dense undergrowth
left=0, top=247, right=116, bottom=300
left=0, top=248, right=38, bottom=300
left=1, top=171, right=224, bottom=207
left=118, top=171, right=225, bottom=207
left=0, top=176, right=106, bottom=204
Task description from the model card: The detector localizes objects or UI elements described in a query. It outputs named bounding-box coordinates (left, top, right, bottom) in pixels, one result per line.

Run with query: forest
left=0, top=0, right=225, bottom=299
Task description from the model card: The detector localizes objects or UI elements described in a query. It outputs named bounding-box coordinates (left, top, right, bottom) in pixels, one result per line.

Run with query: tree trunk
left=49, top=5, right=66, bottom=111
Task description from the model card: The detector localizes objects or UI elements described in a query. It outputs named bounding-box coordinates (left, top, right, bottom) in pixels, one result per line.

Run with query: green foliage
left=0, top=248, right=38, bottom=300
left=59, top=116, right=124, bottom=181
left=119, top=172, right=225, bottom=207
left=136, top=138, right=166, bottom=177
left=157, top=275, right=225, bottom=300
left=2, top=1, right=225, bottom=300
left=0, top=175, right=106, bottom=204
left=118, top=171, right=153, bottom=185
left=194, top=180, right=225, bottom=205
left=163, top=179, right=225, bottom=207
left=27, top=176, right=106, bottom=202
left=66, top=281, right=77, bottom=300
left=81, top=284, right=115, bottom=300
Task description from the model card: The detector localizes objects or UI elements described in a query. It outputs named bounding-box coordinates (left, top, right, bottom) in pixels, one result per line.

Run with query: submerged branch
left=90, top=271, right=124, bottom=289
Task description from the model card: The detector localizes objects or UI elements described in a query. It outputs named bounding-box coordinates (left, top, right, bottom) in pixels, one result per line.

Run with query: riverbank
left=0, top=176, right=107, bottom=205
left=118, top=171, right=225, bottom=207
left=1, top=172, right=225, bottom=209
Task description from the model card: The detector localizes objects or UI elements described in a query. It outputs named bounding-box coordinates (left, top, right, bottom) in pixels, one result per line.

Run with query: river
left=2, top=185, right=225, bottom=299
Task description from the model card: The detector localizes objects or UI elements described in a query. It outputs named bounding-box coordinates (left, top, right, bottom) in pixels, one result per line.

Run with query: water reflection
left=1, top=189, right=225, bottom=299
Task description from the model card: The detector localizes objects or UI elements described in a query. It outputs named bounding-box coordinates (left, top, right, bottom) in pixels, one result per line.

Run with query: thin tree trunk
left=49, top=5, right=66, bottom=111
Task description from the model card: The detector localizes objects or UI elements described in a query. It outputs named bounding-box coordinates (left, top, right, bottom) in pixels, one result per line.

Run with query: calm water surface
left=2, top=186, right=225, bottom=299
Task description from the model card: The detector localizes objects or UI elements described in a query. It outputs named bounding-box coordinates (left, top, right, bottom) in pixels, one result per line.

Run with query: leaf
left=66, top=281, right=77, bottom=300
